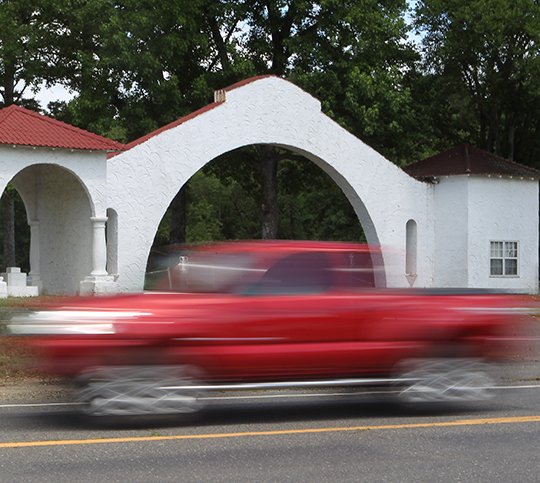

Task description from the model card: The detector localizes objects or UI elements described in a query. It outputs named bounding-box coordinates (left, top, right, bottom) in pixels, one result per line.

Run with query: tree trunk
left=507, top=117, right=515, bottom=161
left=170, top=187, right=187, bottom=244
left=207, top=14, right=230, bottom=70
left=1, top=190, right=16, bottom=268
left=256, top=146, right=279, bottom=239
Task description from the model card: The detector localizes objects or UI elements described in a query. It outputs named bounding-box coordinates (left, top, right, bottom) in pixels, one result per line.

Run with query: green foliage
left=152, top=150, right=365, bottom=246
left=278, top=158, right=365, bottom=241
left=0, top=186, right=30, bottom=272
left=414, top=0, right=540, bottom=163
left=0, top=0, right=57, bottom=106
left=152, top=167, right=261, bottom=247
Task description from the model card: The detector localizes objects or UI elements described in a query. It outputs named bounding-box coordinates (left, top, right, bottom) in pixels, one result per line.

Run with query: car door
left=196, top=251, right=363, bottom=380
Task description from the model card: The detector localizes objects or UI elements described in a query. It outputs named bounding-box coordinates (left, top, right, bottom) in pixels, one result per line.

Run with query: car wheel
left=396, top=358, right=494, bottom=404
left=76, top=365, right=204, bottom=418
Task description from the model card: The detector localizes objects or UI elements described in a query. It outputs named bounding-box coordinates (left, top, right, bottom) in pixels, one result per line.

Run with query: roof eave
left=0, top=142, right=124, bottom=153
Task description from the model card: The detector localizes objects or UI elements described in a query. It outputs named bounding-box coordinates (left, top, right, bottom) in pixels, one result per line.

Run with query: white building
left=404, top=144, right=539, bottom=292
left=0, top=76, right=538, bottom=295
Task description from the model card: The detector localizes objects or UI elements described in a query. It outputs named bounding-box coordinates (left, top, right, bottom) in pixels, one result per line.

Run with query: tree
left=0, top=185, right=30, bottom=271
left=414, top=0, right=540, bottom=164
left=0, top=188, right=16, bottom=269
left=0, top=0, right=62, bottom=108
left=236, top=0, right=416, bottom=233
left=277, top=157, right=365, bottom=241
left=0, top=0, right=67, bottom=269
left=48, top=1, right=421, bottom=245
left=72, top=1, right=417, bottom=238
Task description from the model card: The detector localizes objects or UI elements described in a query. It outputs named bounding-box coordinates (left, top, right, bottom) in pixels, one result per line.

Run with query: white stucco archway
left=0, top=147, right=111, bottom=294
left=107, top=76, right=433, bottom=291
left=10, top=164, right=93, bottom=293
left=1, top=76, right=536, bottom=295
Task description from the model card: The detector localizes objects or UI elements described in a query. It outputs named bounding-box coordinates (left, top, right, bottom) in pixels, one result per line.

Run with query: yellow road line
left=2, top=415, right=540, bottom=449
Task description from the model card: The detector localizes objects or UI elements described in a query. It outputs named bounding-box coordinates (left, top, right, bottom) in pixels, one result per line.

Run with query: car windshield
left=144, top=243, right=378, bottom=294
left=145, top=251, right=262, bottom=293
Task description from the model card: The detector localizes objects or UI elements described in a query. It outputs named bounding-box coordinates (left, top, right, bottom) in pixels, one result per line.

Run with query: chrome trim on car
left=172, top=337, right=286, bottom=342
left=7, top=310, right=151, bottom=336
left=8, top=322, right=116, bottom=335
left=160, top=377, right=417, bottom=391
left=454, top=307, right=537, bottom=315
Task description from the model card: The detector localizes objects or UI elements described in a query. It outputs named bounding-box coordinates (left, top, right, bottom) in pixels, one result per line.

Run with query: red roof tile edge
left=122, top=75, right=280, bottom=152
left=123, top=101, right=223, bottom=151
left=223, top=74, right=277, bottom=92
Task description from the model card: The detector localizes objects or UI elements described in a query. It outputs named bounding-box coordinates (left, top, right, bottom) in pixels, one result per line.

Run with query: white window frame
left=489, top=240, right=519, bottom=277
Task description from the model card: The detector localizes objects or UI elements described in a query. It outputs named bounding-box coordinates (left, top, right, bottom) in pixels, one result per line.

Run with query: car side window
left=343, top=252, right=376, bottom=288
left=245, top=252, right=331, bottom=295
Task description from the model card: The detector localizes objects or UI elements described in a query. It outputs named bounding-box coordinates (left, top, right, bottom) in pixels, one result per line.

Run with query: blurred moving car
left=8, top=240, right=534, bottom=419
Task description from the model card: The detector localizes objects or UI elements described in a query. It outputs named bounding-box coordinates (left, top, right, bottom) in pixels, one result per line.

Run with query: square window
left=490, top=241, right=518, bottom=277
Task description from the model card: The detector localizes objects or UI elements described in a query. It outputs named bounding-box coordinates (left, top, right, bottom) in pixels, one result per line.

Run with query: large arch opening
left=1, top=164, right=93, bottom=294
left=144, top=144, right=384, bottom=290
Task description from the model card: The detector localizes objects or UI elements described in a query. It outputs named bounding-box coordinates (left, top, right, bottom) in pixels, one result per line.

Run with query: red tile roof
left=0, top=104, right=124, bottom=151
left=403, top=143, right=540, bottom=180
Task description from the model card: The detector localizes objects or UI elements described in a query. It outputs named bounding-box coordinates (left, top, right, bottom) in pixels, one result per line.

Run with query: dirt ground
left=0, top=377, right=71, bottom=404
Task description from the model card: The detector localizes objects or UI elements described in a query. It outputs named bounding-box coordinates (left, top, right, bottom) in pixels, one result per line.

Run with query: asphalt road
left=1, top=367, right=540, bottom=483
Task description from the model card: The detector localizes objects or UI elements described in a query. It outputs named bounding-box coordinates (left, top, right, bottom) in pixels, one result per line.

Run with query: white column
left=80, top=216, right=119, bottom=295
left=90, top=216, right=108, bottom=276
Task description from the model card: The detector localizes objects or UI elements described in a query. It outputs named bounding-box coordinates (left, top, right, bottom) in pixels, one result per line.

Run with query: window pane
left=490, top=241, right=503, bottom=257
left=505, top=242, right=517, bottom=258
left=490, top=259, right=503, bottom=275
left=505, top=259, right=518, bottom=275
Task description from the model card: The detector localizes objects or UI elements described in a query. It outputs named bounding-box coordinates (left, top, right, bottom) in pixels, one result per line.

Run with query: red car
left=8, top=241, right=533, bottom=418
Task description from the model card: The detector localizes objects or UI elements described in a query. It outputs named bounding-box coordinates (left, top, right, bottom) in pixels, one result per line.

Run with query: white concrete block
left=5, top=271, right=27, bottom=287
left=7, top=285, right=39, bottom=297
left=0, top=277, right=7, bottom=299
left=79, top=275, right=119, bottom=296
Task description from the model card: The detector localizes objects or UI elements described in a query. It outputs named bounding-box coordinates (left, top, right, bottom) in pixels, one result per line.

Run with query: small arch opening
left=406, top=219, right=417, bottom=276
left=106, top=208, right=118, bottom=277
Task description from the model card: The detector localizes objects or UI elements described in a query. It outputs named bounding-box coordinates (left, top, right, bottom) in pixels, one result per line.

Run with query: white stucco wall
left=19, top=167, right=92, bottom=294
left=433, top=177, right=470, bottom=287
left=433, top=175, right=538, bottom=292
left=467, top=176, right=538, bottom=292
left=107, top=76, right=434, bottom=292
left=0, top=146, right=108, bottom=294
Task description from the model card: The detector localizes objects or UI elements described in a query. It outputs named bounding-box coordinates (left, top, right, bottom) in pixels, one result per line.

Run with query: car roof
left=190, top=240, right=376, bottom=254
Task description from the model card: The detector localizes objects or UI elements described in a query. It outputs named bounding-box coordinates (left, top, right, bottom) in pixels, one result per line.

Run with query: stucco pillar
left=79, top=215, right=119, bottom=296
left=90, top=216, right=108, bottom=276
left=27, top=220, right=42, bottom=291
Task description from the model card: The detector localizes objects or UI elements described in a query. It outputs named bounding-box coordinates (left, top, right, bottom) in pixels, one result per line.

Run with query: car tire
left=395, top=357, right=494, bottom=404
left=75, top=364, right=205, bottom=419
